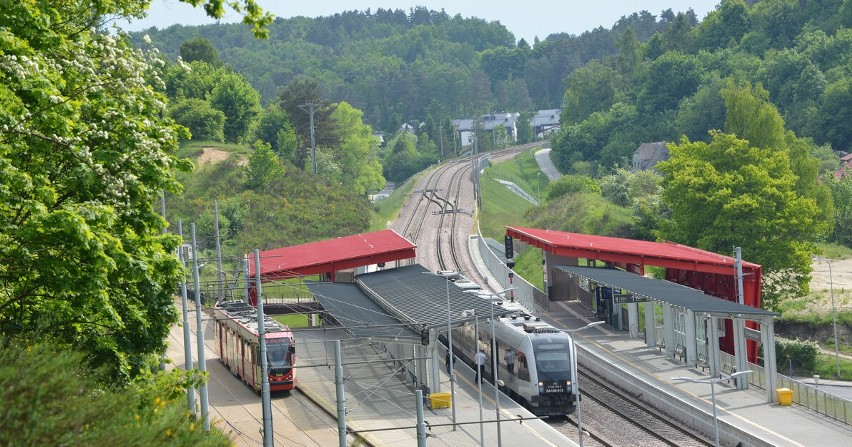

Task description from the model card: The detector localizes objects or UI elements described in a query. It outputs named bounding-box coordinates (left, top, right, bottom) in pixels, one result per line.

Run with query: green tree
left=561, top=61, right=620, bottom=125
left=0, top=343, right=229, bottom=446
left=328, top=102, right=385, bottom=195
left=638, top=51, right=701, bottom=114
left=180, top=37, right=222, bottom=66
left=826, top=174, right=852, bottom=246
left=168, top=97, right=226, bottom=142
left=0, top=0, right=190, bottom=380
left=245, top=140, right=284, bottom=190
left=657, top=132, right=823, bottom=304
left=278, top=77, right=339, bottom=169
left=251, top=103, right=297, bottom=160
left=209, top=71, right=262, bottom=142
left=815, top=78, right=852, bottom=152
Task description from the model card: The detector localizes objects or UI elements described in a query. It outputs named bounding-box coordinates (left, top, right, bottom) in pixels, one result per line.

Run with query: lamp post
left=672, top=371, right=752, bottom=447
left=565, top=321, right=604, bottom=447
left=536, top=172, right=541, bottom=203
left=487, top=288, right=514, bottom=447
left=813, top=256, right=841, bottom=379
left=425, top=271, right=458, bottom=430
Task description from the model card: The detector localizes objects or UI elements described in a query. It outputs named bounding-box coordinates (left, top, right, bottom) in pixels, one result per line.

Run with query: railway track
left=548, top=370, right=714, bottom=447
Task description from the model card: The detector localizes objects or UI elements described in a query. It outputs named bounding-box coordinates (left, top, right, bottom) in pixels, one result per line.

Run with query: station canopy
left=556, top=265, right=777, bottom=318
left=356, top=265, right=516, bottom=331
left=306, top=282, right=422, bottom=343
left=304, top=264, right=515, bottom=344
left=248, top=229, right=416, bottom=281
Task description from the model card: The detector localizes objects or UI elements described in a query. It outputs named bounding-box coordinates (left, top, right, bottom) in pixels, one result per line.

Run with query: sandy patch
left=195, top=148, right=247, bottom=166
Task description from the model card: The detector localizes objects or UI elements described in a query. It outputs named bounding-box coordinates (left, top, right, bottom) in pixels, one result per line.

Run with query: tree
left=209, top=71, right=262, bottom=142
left=0, top=0, right=191, bottom=381
left=180, top=37, right=221, bottom=66
left=657, top=132, right=824, bottom=303
left=0, top=343, right=229, bottom=446
left=561, top=61, right=620, bottom=125
left=245, top=140, right=284, bottom=190
left=638, top=51, right=701, bottom=114
left=251, top=103, right=297, bottom=160
left=168, top=98, right=226, bottom=142
left=278, top=76, right=338, bottom=169
left=826, top=174, right=852, bottom=247
left=328, top=102, right=385, bottom=195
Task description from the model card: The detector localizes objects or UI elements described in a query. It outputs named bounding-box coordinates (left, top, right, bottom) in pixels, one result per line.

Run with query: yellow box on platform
left=429, top=392, right=451, bottom=409
left=777, top=388, right=793, bottom=406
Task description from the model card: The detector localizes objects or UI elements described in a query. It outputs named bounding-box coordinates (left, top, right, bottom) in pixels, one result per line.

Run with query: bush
left=775, top=337, right=818, bottom=375
left=0, top=342, right=231, bottom=446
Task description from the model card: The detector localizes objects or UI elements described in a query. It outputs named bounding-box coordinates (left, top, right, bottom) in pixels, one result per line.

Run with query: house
left=452, top=112, right=519, bottom=148
left=835, top=152, right=852, bottom=178
left=530, top=109, right=561, bottom=138
left=632, top=142, right=669, bottom=171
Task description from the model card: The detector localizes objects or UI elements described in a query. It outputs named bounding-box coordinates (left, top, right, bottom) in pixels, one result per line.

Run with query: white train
left=443, top=290, right=579, bottom=416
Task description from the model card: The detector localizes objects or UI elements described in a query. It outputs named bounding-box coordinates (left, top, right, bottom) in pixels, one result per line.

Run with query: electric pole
left=298, top=103, right=318, bottom=174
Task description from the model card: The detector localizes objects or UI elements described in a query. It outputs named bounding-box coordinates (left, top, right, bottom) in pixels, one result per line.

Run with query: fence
left=475, top=232, right=548, bottom=313
left=717, top=351, right=852, bottom=425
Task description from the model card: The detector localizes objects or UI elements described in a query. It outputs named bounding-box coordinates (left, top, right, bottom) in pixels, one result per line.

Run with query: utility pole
left=298, top=103, right=318, bottom=174
left=214, top=200, right=224, bottom=304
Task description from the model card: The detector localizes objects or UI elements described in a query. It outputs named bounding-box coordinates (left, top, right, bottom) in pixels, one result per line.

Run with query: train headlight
left=565, top=381, right=572, bottom=387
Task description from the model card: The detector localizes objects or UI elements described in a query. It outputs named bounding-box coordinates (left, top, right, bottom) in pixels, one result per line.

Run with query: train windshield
left=533, top=342, right=571, bottom=377
left=266, top=340, right=292, bottom=368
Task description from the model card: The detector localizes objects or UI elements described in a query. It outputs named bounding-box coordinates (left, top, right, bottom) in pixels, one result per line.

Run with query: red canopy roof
left=248, top=229, right=416, bottom=281
left=506, top=226, right=759, bottom=275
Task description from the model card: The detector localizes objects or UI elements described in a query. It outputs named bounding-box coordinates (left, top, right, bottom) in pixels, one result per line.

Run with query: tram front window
left=266, top=341, right=291, bottom=368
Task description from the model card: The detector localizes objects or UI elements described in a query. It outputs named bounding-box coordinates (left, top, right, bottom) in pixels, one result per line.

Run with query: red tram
left=213, top=301, right=295, bottom=392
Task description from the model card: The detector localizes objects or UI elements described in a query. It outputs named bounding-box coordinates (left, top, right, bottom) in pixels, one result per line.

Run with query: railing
left=475, top=232, right=548, bottom=313
left=718, top=351, right=852, bottom=425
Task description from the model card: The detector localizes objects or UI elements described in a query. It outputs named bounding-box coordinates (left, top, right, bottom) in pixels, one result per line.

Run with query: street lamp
left=671, top=371, right=752, bottom=447
left=424, top=271, right=458, bottom=430
left=813, top=256, right=841, bottom=379
left=536, top=172, right=541, bottom=203
left=565, top=321, right=604, bottom=447
left=487, top=288, right=514, bottom=447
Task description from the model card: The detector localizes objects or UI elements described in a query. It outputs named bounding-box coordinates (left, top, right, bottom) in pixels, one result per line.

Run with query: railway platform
left=294, top=327, right=576, bottom=446
left=544, top=300, right=852, bottom=447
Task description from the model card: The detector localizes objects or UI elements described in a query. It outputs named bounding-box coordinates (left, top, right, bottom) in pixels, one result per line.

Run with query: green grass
left=814, top=242, right=852, bottom=260
left=370, top=172, right=422, bottom=231
left=272, top=314, right=310, bottom=328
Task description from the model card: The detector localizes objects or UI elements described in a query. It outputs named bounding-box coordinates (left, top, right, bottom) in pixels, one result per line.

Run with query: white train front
left=443, top=296, right=579, bottom=416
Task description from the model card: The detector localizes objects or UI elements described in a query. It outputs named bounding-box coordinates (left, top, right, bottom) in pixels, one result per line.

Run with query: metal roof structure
left=356, top=264, right=514, bottom=331
left=556, top=266, right=777, bottom=318
left=305, top=282, right=422, bottom=343
left=505, top=226, right=762, bottom=312
left=248, top=229, right=416, bottom=281
left=507, top=226, right=759, bottom=274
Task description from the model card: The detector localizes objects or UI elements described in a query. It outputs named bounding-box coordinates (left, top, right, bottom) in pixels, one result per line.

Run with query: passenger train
left=442, top=287, right=579, bottom=416
left=213, top=301, right=296, bottom=392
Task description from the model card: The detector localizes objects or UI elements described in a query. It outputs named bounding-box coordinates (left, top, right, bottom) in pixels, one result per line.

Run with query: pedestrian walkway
left=545, top=300, right=852, bottom=447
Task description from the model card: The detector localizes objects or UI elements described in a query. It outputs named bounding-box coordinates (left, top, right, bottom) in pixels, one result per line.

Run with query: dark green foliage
left=0, top=342, right=230, bottom=447
left=180, top=37, right=221, bottom=66
left=169, top=98, right=226, bottom=142
left=775, top=337, right=818, bottom=374
left=544, top=175, right=601, bottom=201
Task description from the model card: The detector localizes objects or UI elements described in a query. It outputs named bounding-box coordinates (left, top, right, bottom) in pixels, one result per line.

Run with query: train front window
left=266, top=340, right=291, bottom=368
left=533, top=342, right=571, bottom=377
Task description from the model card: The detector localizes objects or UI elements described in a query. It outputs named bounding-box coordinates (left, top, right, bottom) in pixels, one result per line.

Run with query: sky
left=122, top=1, right=722, bottom=43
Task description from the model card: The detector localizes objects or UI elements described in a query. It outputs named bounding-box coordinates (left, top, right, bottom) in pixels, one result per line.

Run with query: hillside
left=166, top=142, right=372, bottom=261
